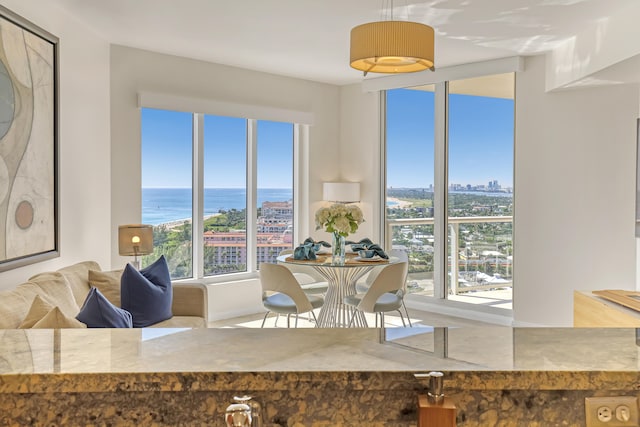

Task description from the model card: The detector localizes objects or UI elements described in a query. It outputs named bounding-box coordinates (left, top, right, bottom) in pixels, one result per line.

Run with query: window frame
left=138, top=94, right=312, bottom=283
left=382, top=72, right=515, bottom=307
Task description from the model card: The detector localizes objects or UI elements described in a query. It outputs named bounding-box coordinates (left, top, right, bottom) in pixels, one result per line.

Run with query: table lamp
left=118, top=224, right=153, bottom=269
left=322, top=182, right=360, bottom=203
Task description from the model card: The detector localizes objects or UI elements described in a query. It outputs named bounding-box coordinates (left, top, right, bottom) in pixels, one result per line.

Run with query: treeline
left=387, top=188, right=512, bottom=218
left=141, top=208, right=248, bottom=278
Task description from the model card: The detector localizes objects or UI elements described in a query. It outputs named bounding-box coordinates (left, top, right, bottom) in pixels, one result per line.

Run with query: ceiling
left=51, top=0, right=637, bottom=86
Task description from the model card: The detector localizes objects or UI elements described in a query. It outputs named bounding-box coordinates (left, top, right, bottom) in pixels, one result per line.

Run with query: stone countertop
left=1, top=326, right=640, bottom=394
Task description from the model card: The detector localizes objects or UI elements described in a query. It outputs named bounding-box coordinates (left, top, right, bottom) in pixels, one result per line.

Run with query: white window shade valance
left=362, top=56, right=524, bottom=93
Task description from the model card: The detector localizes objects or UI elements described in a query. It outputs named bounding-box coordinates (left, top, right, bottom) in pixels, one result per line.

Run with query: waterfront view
left=386, top=186, right=513, bottom=300
left=142, top=186, right=513, bottom=305
left=141, top=188, right=293, bottom=278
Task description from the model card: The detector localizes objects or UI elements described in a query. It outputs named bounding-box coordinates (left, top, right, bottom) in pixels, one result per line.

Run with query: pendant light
left=350, top=0, right=435, bottom=76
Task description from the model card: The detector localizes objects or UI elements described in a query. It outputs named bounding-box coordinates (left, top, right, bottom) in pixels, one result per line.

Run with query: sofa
left=0, top=261, right=208, bottom=328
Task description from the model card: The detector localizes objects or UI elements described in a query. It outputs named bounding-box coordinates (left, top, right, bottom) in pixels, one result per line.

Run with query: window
left=386, top=85, right=436, bottom=297
left=141, top=109, right=193, bottom=279
left=257, top=120, right=294, bottom=265
left=141, top=108, right=295, bottom=280
left=385, top=73, right=514, bottom=311
left=447, top=74, right=514, bottom=304
left=203, top=115, right=247, bottom=276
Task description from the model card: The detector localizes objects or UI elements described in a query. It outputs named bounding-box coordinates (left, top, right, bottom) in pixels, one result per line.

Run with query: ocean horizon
left=142, top=188, right=292, bottom=225
left=143, top=187, right=513, bottom=225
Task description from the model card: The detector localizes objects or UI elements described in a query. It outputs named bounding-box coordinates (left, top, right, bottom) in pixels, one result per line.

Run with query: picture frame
left=0, top=5, right=59, bottom=272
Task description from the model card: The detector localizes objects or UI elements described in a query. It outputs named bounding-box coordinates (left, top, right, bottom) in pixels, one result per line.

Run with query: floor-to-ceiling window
left=386, top=85, right=436, bottom=297
left=385, top=73, right=515, bottom=312
left=447, top=74, right=514, bottom=308
left=141, top=108, right=295, bottom=280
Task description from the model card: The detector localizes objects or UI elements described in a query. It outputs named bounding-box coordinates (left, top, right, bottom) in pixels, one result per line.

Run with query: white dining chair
left=344, top=261, right=408, bottom=328
left=259, top=263, right=324, bottom=328
left=278, top=249, right=329, bottom=295
left=355, top=249, right=412, bottom=326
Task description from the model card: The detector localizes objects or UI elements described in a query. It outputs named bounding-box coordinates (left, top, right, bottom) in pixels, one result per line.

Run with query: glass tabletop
left=276, top=253, right=397, bottom=267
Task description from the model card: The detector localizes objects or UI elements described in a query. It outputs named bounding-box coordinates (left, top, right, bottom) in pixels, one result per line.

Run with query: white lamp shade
left=118, top=224, right=154, bottom=256
left=323, top=182, right=360, bottom=203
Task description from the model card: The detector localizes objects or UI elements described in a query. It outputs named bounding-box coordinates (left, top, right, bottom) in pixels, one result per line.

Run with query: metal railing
left=386, top=215, right=513, bottom=295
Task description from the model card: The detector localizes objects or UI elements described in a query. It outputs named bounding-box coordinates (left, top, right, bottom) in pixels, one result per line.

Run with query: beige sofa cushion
left=32, top=307, right=86, bottom=329
left=53, top=261, right=101, bottom=307
left=19, top=295, right=55, bottom=329
left=88, top=269, right=123, bottom=307
left=27, top=272, right=80, bottom=319
left=0, top=284, right=41, bottom=328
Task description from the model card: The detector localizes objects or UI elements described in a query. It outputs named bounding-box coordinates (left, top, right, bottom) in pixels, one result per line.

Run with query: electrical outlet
left=585, top=397, right=639, bottom=427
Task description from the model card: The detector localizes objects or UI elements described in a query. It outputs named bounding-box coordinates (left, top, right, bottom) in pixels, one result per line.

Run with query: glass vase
left=331, top=231, right=346, bottom=265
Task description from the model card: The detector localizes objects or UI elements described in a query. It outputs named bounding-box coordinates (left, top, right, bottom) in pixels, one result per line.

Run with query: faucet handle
left=225, top=403, right=252, bottom=427
left=233, top=395, right=264, bottom=427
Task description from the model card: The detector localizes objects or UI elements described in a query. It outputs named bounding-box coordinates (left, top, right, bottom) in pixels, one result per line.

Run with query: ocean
left=142, top=188, right=292, bottom=225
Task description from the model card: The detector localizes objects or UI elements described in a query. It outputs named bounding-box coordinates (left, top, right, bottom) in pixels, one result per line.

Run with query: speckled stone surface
left=1, top=327, right=640, bottom=426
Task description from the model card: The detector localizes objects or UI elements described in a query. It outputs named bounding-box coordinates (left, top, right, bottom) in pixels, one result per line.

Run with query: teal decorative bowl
left=358, top=250, right=376, bottom=259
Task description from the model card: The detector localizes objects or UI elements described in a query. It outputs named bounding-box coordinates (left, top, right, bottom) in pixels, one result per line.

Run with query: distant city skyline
left=141, top=180, right=513, bottom=192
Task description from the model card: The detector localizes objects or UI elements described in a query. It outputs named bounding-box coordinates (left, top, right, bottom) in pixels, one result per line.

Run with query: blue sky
left=141, top=109, right=292, bottom=188
left=387, top=88, right=514, bottom=188
left=142, top=90, right=513, bottom=188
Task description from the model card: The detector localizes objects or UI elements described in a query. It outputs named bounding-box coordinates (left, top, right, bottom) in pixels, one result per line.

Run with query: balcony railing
left=386, top=215, right=513, bottom=295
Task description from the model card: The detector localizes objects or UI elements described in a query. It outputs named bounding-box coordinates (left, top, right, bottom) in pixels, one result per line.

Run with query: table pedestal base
left=313, top=265, right=372, bottom=328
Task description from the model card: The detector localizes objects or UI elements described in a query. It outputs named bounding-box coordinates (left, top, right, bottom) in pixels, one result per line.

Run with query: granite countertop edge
left=1, top=370, right=639, bottom=394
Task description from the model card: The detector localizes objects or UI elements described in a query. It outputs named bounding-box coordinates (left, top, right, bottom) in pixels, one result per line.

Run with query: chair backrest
left=259, top=263, right=313, bottom=313
left=358, top=262, right=408, bottom=312
left=389, top=249, right=409, bottom=295
left=365, top=248, right=409, bottom=286
left=277, top=248, right=325, bottom=282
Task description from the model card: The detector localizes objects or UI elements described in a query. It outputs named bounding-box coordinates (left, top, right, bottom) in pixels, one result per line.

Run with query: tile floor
left=208, top=306, right=494, bottom=329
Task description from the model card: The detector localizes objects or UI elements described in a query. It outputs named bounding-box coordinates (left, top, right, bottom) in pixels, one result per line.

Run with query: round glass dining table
left=277, top=253, right=399, bottom=328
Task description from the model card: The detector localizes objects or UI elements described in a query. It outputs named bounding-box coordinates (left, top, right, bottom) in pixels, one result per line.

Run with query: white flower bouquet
left=315, top=203, right=364, bottom=237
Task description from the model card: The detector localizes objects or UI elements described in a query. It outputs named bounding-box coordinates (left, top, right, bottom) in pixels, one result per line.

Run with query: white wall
left=336, top=84, right=382, bottom=243
left=638, top=96, right=640, bottom=292
left=0, top=1, right=111, bottom=289
left=110, top=45, right=341, bottom=319
left=514, top=55, right=638, bottom=325
left=546, top=1, right=640, bottom=91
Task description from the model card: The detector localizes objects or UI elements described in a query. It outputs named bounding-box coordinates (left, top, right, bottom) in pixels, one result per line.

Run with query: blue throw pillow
left=120, top=255, right=173, bottom=327
left=76, top=287, right=133, bottom=328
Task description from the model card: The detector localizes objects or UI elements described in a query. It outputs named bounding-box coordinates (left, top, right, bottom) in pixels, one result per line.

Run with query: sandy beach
left=156, top=213, right=221, bottom=229
left=387, top=197, right=412, bottom=208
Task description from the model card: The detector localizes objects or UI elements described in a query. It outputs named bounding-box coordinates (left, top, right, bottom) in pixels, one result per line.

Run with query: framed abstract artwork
left=0, top=6, right=58, bottom=272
